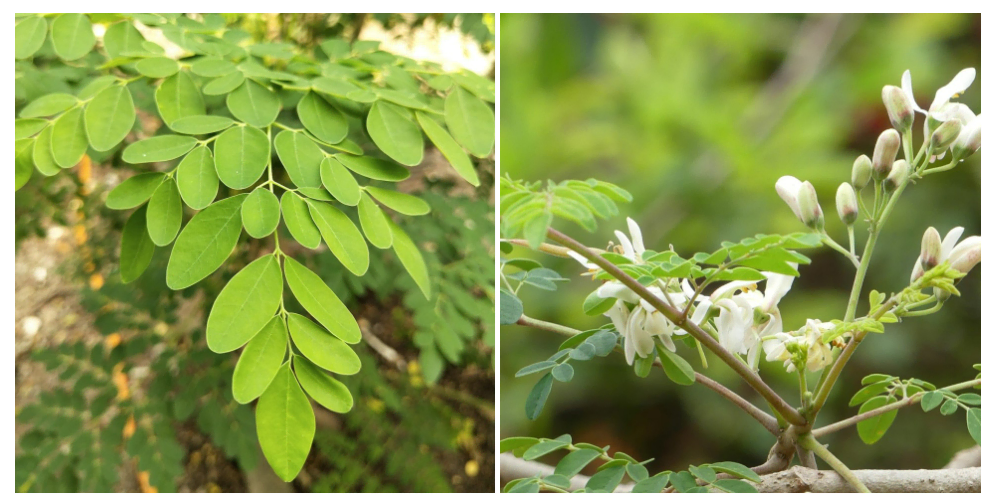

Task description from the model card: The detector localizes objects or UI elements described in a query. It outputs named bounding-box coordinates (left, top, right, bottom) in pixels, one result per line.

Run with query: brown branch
left=547, top=227, right=806, bottom=426
left=499, top=454, right=981, bottom=493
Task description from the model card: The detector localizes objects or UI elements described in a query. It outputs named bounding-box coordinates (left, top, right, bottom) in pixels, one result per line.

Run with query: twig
left=547, top=227, right=806, bottom=426
left=358, top=319, right=406, bottom=371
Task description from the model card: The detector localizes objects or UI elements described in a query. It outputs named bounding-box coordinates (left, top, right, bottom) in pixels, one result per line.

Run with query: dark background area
left=500, top=13, right=981, bottom=475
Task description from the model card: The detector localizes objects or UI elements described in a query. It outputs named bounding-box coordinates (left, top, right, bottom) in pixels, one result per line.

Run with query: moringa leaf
left=256, top=363, right=314, bottom=482
left=286, top=314, right=361, bottom=375
left=232, top=316, right=287, bottom=404
left=84, top=85, right=135, bottom=151
left=294, top=357, right=354, bottom=413
left=241, top=187, right=281, bottom=238
left=165, top=194, right=246, bottom=289
left=306, top=200, right=369, bottom=276
left=283, top=256, right=361, bottom=344
left=214, top=125, right=270, bottom=189
left=146, top=177, right=182, bottom=246
left=175, top=146, right=218, bottom=210
left=205, top=253, right=283, bottom=353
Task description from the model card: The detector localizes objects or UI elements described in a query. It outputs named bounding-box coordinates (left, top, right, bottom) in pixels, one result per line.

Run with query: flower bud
left=851, top=155, right=872, bottom=191
left=931, top=119, right=962, bottom=155
left=835, top=182, right=858, bottom=225
left=883, top=160, right=909, bottom=192
left=920, top=227, right=942, bottom=272
left=872, top=129, right=901, bottom=179
left=882, top=85, right=915, bottom=133
left=952, top=115, right=982, bottom=160
left=797, top=181, right=823, bottom=229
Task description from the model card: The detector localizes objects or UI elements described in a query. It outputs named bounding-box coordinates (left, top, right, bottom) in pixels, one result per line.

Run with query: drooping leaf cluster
left=15, top=12, right=495, bottom=483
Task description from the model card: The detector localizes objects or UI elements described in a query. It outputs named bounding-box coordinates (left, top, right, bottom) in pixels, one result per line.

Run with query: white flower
left=706, top=270, right=796, bottom=369
left=902, top=68, right=976, bottom=122
left=902, top=68, right=979, bottom=158
left=911, top=227, right=982, bottom=282
left=763, top=319, right=836, bottom=373
left=953, top=114, right=982, bottom=160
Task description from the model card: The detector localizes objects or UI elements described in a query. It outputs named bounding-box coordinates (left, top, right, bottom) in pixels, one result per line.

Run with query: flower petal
left=931, top=68, right=976, bottom=112
left=626, top=217, right=646, bottom=255
left=901, top=70, right=925, bottom=113
left=941, top=227, right=965, bottom=257
left=614, top=230, right=636, bottom=261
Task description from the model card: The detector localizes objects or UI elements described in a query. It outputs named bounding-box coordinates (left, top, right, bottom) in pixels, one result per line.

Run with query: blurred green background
left=500, top=13, right=981, bottom=474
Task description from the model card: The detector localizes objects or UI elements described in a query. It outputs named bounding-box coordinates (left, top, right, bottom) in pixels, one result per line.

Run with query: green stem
left=900, top=301, right=943, bottom=317
left=547, top=227, right=806, bottom=426
left=799, top=435, right=870, bottom=493
left=821, top=234, right=859, bottom=267
left=516, top=314, right=580, bottom=337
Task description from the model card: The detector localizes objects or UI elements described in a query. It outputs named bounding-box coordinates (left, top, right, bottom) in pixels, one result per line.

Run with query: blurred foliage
left=233, top=14, right=494, bottom=54
left=500, top=13, right=980, bottom=474
left=15, top=13, right=494, bottom=493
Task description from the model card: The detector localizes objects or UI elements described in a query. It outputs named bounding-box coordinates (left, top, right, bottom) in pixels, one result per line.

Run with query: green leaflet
left=122, top=135, right=197, bottom=164
left=78, top=76, right=118, bottom=100
left=176, top=146, right=218, bottom=210
left=256, top=363, right=314, bottom=483
left=356, top=192, right=393, bottom=249
left=214, top=125, right=270, bottom=189
left=444, top=85, right=494, bottom=157
left=366, top=101, right=424, bottom=166
left=451, top=71, right=496, bottom=102
left=102, top=21, right=145, bottom=60
left=146, top=178, right=182, bottom=246
left=106, top=172, right=166, bottom=209
left=319, top=157, right=360, bottom=206
left=135, top=57, right=180, bottom=78
left=364, top=186, right=430, bottom=216
left=335, top=153, right=410, bottom=182
left=203, top=71, right=245, bottom=96
left=283, top=256, right=361, bottom=344
left=389, top=220, right=431, bottom=298
left=15, top=118, right=47, bottom=139
left=376, top=88, right=428, bottom=110
left=15, top=139, right=34, bottom=191
left=280, top=192, right=321, bottom=249
left=857, top=396, right=898, bottom=444
left=50, top=14, right=95, bottom=61
left=15, top=17, right=47, bottom=60
left=84, top=85, right=135, bottom=152
left=191, top=57, right=237, bottom=78
left=286, top=314, right=361, bottom=375
left=232, top=316, right=288, bottom=404
left=156, top=72, right=205, bottom=125
left=169, top=115, right=234, bottom=135
left=119, top=206, right=156, bottom=284
left=294, top=357, right=353, bottom=413
left=312, top=76, right=360, bottom=98
left=415, top=112, right=478, bottom=186
left=20, top=93, right=78, bottom=118
left=165, top=194, right=247, bottom=289
left=227, top=79, right=280, bottom=128
left=273, top=130, right=323, bottom=188
left=242, top=188, right=281, bottom=238
left=206, top=253, right=283, bottom=353
left=31, top=126, right=61, bottom=176
left=306, top=200, right=369, bottom=276
left=297, top=92, right=347, bottom=145
left=51, top=107, right=88, bottom=168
